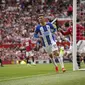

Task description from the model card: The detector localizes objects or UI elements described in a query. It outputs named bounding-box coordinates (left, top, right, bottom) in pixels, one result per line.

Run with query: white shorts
left=44, top=42, right=58, bottom=54
left=77, top=40, right=85, bottom=53
left=26, top=51, right=34, bottom=57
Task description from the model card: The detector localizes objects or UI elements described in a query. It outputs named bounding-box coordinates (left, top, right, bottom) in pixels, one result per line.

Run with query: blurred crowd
left=0, top=0, right=85, bottom=63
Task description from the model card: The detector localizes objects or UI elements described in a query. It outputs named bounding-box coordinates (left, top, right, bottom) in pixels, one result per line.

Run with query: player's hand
left=58, top=28, right=62, bottom=31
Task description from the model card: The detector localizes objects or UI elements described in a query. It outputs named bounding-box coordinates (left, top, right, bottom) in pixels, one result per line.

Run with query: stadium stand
left=0, top=0, right=85, bottom=64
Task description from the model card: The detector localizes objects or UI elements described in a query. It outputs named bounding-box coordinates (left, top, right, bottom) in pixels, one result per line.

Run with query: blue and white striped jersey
left=34, top=22, right=57, bottom=47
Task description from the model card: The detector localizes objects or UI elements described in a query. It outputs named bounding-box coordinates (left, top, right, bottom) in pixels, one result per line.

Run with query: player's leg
left=0, top=58, right=3, bottom=67
left=58, top=53, right=66, bottom=72
left=31, top=56, right=34, bottom=63
left=49, top=53, right=59, bottom=72
left=30, top=51, right=36, bottom=65
left=83, top=55, right=85, bottom=64
left=50, top=43, right=60, bottom=72
left=44, top=45, right=59, bottom=72
left=26, top=52, right=31, bottom=65
left=53, top=47, right=66, bottom=72
left=77, top=52, right=81, bottom=69
left=53, top=50, right=66, bottom=72
left=31, top=56, right=36, bottom=65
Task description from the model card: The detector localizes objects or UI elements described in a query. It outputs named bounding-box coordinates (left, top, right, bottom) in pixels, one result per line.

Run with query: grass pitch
left=0, top=63, right=85, bottom=85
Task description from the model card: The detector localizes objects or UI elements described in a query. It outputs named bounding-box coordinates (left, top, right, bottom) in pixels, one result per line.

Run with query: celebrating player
left=34, top=16, right=66, bottom=72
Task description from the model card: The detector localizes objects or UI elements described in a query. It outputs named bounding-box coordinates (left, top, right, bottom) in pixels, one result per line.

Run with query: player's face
left=38, top=16, right=45, bottom=23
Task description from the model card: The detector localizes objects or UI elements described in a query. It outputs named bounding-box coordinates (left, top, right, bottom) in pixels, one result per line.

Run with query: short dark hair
left=65, top=22, right=69, bottom=27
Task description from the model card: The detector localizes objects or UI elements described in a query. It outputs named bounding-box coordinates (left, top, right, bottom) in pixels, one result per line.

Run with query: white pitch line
left=0, top=72, right=54, bottom=82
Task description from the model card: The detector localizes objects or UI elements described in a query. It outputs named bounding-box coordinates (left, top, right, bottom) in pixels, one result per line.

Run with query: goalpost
left=51, top=0, right=79, bottom=71
left=73, top=0, right=85, bottom=71
left=73, top=0, right=79, bottom=71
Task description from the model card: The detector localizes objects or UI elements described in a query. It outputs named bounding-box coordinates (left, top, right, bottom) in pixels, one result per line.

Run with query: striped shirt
left=34, top=22, right=57, bottom=47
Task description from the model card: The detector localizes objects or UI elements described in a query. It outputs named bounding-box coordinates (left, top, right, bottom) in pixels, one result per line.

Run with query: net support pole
left=73, top=0, right=78, bottom=71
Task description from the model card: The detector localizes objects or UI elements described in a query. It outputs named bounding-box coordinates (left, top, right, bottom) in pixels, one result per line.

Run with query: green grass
left=0, top=63, right=85, bottom=85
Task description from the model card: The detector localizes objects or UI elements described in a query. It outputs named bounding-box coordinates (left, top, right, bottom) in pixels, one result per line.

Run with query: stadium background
left=0, top=0, right=85, bottom=64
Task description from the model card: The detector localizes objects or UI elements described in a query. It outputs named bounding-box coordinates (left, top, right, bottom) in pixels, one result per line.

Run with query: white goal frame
left=73, top=0, right=85, bottom=71
left=73, top=0, right=79, bottom=71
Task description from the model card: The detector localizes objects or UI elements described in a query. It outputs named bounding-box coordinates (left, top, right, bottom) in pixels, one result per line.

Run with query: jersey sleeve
left=34, top=25, right=40, bottom=38
left=47, top=22, right=57, bottom=33
left=60, top=27, right=72, bottom=35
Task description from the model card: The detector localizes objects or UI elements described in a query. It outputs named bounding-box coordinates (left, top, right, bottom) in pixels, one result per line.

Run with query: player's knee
left=49, top=54, right=53, bottom=58
left=53, top=51, right=59, bottom=56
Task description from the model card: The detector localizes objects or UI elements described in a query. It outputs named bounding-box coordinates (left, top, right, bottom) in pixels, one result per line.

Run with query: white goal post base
left=78, top=68, right=85, bottom=71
